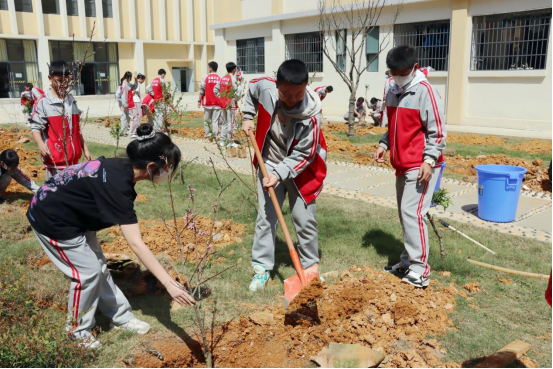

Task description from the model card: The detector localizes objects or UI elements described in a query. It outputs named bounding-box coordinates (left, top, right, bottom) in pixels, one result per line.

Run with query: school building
left=0, top=0, right=216, bottom=98
left=211, top=0, right=552, bottom=131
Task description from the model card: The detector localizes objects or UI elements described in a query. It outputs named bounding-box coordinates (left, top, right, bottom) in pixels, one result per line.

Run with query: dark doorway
left=80, top=64, right=96, bottom=95
left=180, top=69, right=187, bottom=92
left=0, top=63, right=9, bottom=98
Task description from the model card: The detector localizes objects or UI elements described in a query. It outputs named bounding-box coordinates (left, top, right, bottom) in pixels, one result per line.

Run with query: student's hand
left=418, top=162, right=433, bottom=183
left=374, top=146, right=387, bottom=163
left=242, top=120, right=255, bottom=134
left=38, top=143, right=51, bottom=157
left=164, top=279, right=195, bottom=306
left=197, top=101, right=202, bottom=108
left=262, top=174, right=279, bottom=190
left=84, top=147, right=92, bottom=161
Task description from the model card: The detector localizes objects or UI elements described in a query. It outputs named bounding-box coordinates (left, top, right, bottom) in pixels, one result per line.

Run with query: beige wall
left=213, top=0, right=242, bottom=25
left=152, top=0, right=161, bottom=40
left=118, top=42, right=136, bottom=75
left=136, top=0, right=147, bottom=39
left=68, top=16, right=82, bottom=37
left=144, top=43, right=189, bottom=85
left=119, top=0, right=132, bottom=39
left=44, top=14, right=64, bottom=37
left=0, top=11, right=12, bottom=35
left=86, top=17, right=96, bottom=38
left=180, top=0, right=188, bottom=41
left=104, top=18, right=116, bottom=39
left=194, top=0, right=201, bottom=42
left=206, top=0, right=214, bottom=42
left=16, top=11, right=39, bottom=36
left=167, top=0, right=175, bottom=40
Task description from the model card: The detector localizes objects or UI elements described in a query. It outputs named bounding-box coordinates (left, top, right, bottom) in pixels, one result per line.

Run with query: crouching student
left=374, top=45, right=447, bottom=288
left=343, top=97, right=367, bottom=124
left=142, top=91, right=155, bottom=126
left=368, top=97, right=383, bottom=126
left=242, top=59, right=327, bottom=291
left=26, top=124, right=195, bottom=349
left=0, top=149, right=39, bottom=203
left=31, top=60, right=92, bottom=179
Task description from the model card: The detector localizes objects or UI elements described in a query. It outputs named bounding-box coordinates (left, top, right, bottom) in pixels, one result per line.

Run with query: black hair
left=326, top=85, right=333, bottom=92
left=49, top=60, right=71, bottom=77
left=137, top=73, right=145, bottom=79
left=370, top=97, right=381, bottom=104
left=158, top=69, right=166, bottom=75
left=357, top=97, right=365, bottom=103
left=208, top=61, right=218, bottom=72
left=0, top=149, right=19, bottom=169
left=121, top=71, right=133, bottom=84
left=126, top=124, right=181, bottom=181
left=386, top=45, right=418, bottom=71
left=24, top=83, right=33, bottom=89
left=276, top=59, right=309, bottom=85
left=226, top=62, right=237, bottom=73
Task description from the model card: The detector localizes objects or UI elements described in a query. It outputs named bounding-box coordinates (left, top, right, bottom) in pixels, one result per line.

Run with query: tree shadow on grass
left=362, top=229, right=404, bottom=266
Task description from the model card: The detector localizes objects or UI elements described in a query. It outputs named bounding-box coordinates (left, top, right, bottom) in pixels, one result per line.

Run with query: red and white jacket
left=141, top=92, right=155, bottom=115
left=214, top=73, right=243, bottom=109
left=379, top=70, right=446, bottom=177
left=149, top=77, right=167, bottom=102
left=120, top=80, right=135, bottom=109
left=314, top=86, right=327, bottom=101
left=243, top=77, right=327, bottom=204
left=200, top=73, right=221, bottom=109
left=30, top=89, right=83, bottom=170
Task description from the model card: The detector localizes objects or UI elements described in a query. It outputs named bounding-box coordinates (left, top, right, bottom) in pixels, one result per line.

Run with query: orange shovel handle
left=248, top=129, right=307, bottom=287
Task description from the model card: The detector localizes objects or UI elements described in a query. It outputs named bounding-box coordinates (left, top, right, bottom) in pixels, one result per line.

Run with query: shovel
left=247, top=129, right=320, bottom=308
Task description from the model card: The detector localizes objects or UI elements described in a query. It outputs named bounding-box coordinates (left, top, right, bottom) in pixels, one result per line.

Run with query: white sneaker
left=384, top=262, right=409, bottom=276
left=231, top=142, right=240, bottom=148
left=401, top=269, right=429, bottom=288
left=110, top=317, right=151, bottom=335
left=77, top=335, right=102, bottom=349
left=248, top=264, right=270, bottom=291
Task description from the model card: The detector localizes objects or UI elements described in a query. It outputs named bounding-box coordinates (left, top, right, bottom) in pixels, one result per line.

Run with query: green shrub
left=0, top=268, right=93, bottom=367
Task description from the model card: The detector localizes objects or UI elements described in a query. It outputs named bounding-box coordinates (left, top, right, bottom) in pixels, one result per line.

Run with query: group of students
left=1, top=45, right=447, bottom=349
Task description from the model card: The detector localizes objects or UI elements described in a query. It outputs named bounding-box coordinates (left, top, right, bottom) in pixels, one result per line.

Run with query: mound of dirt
left=186, top=111, right=204, bottom=118
left=511, top=139, right=552, bottom=155
left=446, top=154, right=551, bottom=193
left=170, top=127, right=205, bottom=139
left=323, top=123, right=387, bottom=135
left=447, top=134, right=507, bottom=147
left=132, top=266, right=460, bottom=368
left=100, top=217, right=245, bottom=262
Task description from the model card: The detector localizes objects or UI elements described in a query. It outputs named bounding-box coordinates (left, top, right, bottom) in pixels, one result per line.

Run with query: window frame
left=236, top=37, right=265, bottom=74
left=15, top=0, right=33, bottom=12
left=336, top=29, right=347, bottom=72
left=394, top=19, right=451, bottom=71
left=102, top=0, right=113, bottom=18
left=84, top=0, right=96, bottom=17
left=42, top=0, right=60, bottom=15
left=470, top=8, right=552, bottom=71
left=284, top=31, right=324, bottom=73
left=0, top=0, right=8, bottom=11
left=66, top=0, right=79, bottom=16
left=365, top=26, right=380, bottom=72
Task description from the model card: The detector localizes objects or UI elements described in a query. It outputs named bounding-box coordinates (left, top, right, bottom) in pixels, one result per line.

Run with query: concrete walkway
left=82, top=124, right=552, bottom=243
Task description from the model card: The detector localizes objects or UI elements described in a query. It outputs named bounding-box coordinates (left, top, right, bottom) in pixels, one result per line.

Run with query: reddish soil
left=462, top=282, right=481, bottom=293
left=186, top=111, right=204, bottom=118
left=131, top=266, right=462, bottom=368
left=512, top=139, right=552, bottom=155
left=324, top=122, right=388, bottom=136
left=447, top=134, right=507, bottom=147
left=170, top=127, right=205, bottom=139
left=100, top=216, right=245, bottom=263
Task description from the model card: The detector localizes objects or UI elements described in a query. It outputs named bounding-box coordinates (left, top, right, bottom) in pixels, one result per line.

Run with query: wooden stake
left=467, top=259, right=549, bottom=280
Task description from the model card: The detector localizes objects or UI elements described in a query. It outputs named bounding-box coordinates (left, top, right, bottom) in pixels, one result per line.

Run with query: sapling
left=428, top=188, right=453, bottom=259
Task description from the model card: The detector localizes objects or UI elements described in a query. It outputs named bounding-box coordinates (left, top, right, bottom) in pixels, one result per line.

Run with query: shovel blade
left=283, top=266, right=320, bottom=310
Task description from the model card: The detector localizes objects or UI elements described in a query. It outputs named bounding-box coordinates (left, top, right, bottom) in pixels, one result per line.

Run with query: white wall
left=241, top=0, right=272, bottom=20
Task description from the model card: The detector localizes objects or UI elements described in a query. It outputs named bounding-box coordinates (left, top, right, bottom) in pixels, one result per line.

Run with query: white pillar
left=173, top=0, right=180, bottom=41
left=144, top=0, right=152, bottom=39
left=134, top=41, right=145, bottom=76
left=7, top=0, right=18, bottom=34
left=186, top=0, right=194, bottom=42
left=37, top=37, right=50, bottom=90
left=200, top=0, right=207, bottom=42
left=95, top=0, right=105, bottom=38
left=59, top=0, right=69, bottom=36
left=270, top=21, right=284, bottom=72
left=200, top=45, right=207, bottom=76
left=214, top=29, right=225, bottom=66
left=113, top=0, right=121, bottom=39
left=129, top=0, right=137, bottom=39
left=159, top=0, right=166, bottom=40
left=77, top=0, right=87, bottom=37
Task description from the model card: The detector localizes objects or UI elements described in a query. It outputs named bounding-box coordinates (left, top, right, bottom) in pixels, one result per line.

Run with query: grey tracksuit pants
left=203, top=108, right=221, bottom=139
left=32, top=228, right=134, bottom=339
left=252, top=164, right=320, bottom=271
left=396, top=167, right=439, bottom=278
left=220, top=108, right=237, bottom=143
left=120, top=105, right=139, bottom=135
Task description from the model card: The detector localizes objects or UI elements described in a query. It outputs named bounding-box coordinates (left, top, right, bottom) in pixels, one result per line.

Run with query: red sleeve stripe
left=420, top=81, right=443, bottom=144
left=249, top=77, right=276, bottom=84
left=293, top=116, right=318, bottom=172
left=14, top=168, right=31, bottom=181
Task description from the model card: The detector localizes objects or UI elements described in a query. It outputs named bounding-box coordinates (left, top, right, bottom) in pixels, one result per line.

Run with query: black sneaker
left=401, top=270, right=429, bottom=288
left=383, top=263, right=409, bottom=276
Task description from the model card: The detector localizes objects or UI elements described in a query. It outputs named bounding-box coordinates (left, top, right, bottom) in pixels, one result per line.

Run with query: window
left=336, top=29, right=347, bottom=72
left=0, top=39, right=40, bottom=98
left=366, top=26, right=379, bottom=72
left=66, top=0, right=78, bottom=15
left=85, top=0, right=96, bottom=17
left=237, top=37, right=265, bottom=74
left=394, top=20, right=450, bottom=71
left=285, top=32, right=323, bottom=73
left=102, top=0, right=113, bottom=18
left=0, top=0, right=8, bottom=11
left=15, top=0, right=33, bottom=12
left=42, top=0, right=60, bottom=14
left=471, top=9, right=551, bottom=71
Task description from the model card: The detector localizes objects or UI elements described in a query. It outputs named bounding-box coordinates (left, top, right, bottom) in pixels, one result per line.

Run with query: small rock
left=324, top=328, right=331, bottom=334
left=382, top=313, right=394, bottom=327
left=214, top=221, right=223, bottom=229
left=444, top=303, right=454, bottom=310
left=249, top=311, right=274, bottom=326
left=476, top=155, right=486, bottom=159
left=423, top=339, right=439, bottom=348
left=522, top=185, right=530, bottom=191
left=223, top=233, right=231, bottom=242
left=212, top=233, right=224, bottom=242
left=439, top=271, right=451, bottom=277
left=465, top=155, right=472, bottom=160
left=429, top=301, right=437, bottom=309
left=321, top=271, right=339, bottom=279
left=310, top=343, right=385, bottom=368
left=17, top=137, right=30, bottom=144
left=390, top=293, right=397, bottom=302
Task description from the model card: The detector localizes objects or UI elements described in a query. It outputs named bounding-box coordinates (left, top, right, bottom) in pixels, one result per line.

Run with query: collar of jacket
left=390, top=70, right=427, bottom=95
left=44, top=88, right=75, bottom=106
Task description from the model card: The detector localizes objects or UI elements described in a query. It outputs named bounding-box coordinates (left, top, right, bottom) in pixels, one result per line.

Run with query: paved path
left=82, top=124, right=552, bottom=243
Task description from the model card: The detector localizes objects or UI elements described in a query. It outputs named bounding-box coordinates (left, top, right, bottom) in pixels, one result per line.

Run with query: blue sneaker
left=249, top=264, right=269, bottom=291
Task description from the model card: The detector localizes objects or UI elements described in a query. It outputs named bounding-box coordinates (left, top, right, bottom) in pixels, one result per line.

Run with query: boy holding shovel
left=242, top=59, right=327, bottom=292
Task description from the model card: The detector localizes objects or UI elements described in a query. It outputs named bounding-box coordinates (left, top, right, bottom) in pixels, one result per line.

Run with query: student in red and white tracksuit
left=381, top=72, right=393, bottom=127
left=314, top=85, right=333, bottom=102
left=120, top=72, right=137, bottom=136
left=214, top=62, right=243, bottom=146
left=129, top=73, right=146, bottom=137
left=147, top=69, right=169, bottom=132
left=141, top=92, right=155, bottom=126
left=21, top=83, right=45, bottom=126
left=198, top=61, right=221, bottom=140
left=375, top=46, right=446, bottom=288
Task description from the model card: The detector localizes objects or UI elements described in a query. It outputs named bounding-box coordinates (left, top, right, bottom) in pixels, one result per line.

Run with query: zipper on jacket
left=392, top=91, right=413, bottom=169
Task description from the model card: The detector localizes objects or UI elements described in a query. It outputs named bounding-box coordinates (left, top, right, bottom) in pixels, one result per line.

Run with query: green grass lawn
left=1, top=140, right=551, bottom=367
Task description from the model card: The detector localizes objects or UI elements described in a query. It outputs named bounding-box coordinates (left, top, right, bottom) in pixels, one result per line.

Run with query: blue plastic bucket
left=431, top=162, right=446, bottom=207
left=475, top=165, right=527, bottom=222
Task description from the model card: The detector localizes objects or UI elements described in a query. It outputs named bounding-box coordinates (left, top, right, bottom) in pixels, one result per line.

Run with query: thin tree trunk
left=347, top=91, right=356, bottom=137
